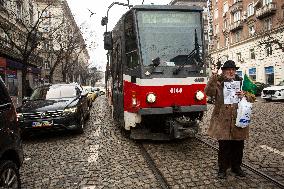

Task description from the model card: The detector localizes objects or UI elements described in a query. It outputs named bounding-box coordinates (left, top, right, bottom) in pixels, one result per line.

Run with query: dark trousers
left=218, top=140, right=244, bottom=171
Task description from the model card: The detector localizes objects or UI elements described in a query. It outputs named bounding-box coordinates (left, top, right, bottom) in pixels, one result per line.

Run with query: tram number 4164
left=170, top=88, right=183, bottom=94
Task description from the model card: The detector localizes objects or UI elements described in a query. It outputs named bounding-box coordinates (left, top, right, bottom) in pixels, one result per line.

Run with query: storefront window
left=6, top=69, right=18, bottom=96
left=249, top=67, right=256, bottom=81
left=265, top=66, right=274, bottom=85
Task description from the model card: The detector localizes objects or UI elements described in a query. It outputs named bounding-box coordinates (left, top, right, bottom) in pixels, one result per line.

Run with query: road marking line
left=259, top=145, right=284, bottom=157
left=88, top=144, right=99, bottom=163
left=81, top=186, right=96, bottom=189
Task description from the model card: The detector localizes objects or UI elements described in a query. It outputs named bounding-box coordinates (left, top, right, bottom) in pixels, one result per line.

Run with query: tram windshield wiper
left=151, top=57, right=161, bottom=67
left=173, top=29, right=202, bottom=75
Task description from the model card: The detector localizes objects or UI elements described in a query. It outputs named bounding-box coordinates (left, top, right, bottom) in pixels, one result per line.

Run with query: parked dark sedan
left=254, top=82, right=270, bottom=96
left=0, top=77, right=23, bottom=188
left=17, top=83, right=90, bottom=134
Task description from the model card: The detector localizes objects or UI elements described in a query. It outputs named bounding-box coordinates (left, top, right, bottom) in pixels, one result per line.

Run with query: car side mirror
left=104, top=32, right=113, bottom=50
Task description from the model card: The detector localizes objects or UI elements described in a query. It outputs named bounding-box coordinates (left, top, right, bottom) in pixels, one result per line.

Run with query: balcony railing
left=256, top=2, right=277, bottom=19
left=229, top=20, right=244, bottom=32
left=230, top=0, right=243, bottom=13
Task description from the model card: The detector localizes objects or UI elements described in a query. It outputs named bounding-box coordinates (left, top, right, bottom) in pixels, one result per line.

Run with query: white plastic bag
left=236, top=97, right=252, bottom=128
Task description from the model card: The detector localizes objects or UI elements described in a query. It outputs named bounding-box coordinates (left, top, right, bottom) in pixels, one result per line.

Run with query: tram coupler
left=167, top=118, right=198, bottom=139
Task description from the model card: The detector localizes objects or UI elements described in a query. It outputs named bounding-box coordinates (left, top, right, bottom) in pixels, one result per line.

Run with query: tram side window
left=125, top=12, right=139, bottom=69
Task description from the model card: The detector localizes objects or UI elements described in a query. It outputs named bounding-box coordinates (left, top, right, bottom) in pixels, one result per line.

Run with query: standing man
left=205, top=60, right=255, bottom=179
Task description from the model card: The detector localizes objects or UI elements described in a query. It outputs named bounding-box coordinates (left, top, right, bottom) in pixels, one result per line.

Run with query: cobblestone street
left=20, top=97, right=283, bottom=188
left=199, top=97, right=284, bottom=184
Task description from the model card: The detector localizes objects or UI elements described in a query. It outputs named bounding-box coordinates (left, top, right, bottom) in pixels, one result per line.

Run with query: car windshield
left=30, top=85, right=79, bottom=100
left=136, top=11, right=202, bottom=67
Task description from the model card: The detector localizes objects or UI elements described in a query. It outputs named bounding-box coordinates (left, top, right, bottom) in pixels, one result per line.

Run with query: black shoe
left=218, top=171, right=227, bottom=179
left=232, top=168, right=246, bottom=177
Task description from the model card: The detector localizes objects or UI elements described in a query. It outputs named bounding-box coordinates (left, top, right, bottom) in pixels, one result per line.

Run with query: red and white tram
left=104, top=5, right=207, bottom=140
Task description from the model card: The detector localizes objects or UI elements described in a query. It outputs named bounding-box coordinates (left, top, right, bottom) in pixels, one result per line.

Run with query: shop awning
left=6, top=59, right=24, bottom=69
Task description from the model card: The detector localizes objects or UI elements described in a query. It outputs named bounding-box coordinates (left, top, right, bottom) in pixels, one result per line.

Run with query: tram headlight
left=195, top=91, right=205, bottom=101
left=146, top=93, right=156, bottom=103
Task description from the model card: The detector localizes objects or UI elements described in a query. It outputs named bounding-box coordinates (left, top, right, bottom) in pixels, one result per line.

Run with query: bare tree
left=257, top=15, right=284, bottom=53
left=0, top=1, right=54, bottom=97
left=45, top=22, right=93, bottom=83
left=258, top=29, right=284, bottom=52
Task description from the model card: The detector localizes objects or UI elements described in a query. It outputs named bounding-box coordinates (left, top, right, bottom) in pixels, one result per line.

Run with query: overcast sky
left=67, top=0, right=172, bottom=71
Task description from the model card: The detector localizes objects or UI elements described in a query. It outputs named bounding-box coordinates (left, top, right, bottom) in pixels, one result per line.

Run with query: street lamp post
left=101, top=2, right=133, bottom=32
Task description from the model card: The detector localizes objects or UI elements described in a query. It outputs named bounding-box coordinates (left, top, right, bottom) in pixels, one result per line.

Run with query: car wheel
left=0, top=160, right=21, bottom=189
left=75, top=116, right=84, bottom=134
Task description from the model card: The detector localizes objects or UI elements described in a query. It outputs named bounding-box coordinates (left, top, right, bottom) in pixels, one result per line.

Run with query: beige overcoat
left=205, top=74, right=255, bottom=140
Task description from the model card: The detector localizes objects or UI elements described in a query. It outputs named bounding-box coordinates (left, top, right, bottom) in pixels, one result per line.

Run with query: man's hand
left=211, top=64, right=218, bottom=75
left=236, top=91, right=244, bottom=98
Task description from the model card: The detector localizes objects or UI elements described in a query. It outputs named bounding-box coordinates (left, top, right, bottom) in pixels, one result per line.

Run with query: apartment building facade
left=0, top=0, right=41, bottom=106
left=209, top=0, right=284, bottom=85
left=36, top=0, right=90, bottom=84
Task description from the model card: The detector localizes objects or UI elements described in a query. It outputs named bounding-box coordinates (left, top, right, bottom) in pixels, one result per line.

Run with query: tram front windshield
left=136, top=11, right=202, bottom=67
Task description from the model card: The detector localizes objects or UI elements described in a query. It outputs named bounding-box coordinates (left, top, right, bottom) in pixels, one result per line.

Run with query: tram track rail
left=137, top=142, right=171, bottom=189
left=138, top=137, right=284, bottom=189
left=195, top=137, right=284, bottom=189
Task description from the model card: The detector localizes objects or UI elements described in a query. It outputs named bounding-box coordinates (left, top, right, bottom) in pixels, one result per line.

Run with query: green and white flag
left=242, top=74, right=257, bottom=95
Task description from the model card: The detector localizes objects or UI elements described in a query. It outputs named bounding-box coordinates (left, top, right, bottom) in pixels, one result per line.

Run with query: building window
left=233, top=11, right=241, bottom=22
left=29, top=3, right=34, bottom=24
left=248, top=25, right=255, bottom=36
left=263, top=18, right=272, bottom=31
left=42, top=25, right=49, bottom=32
left=266, top=45, right=272, bottom=56
left=250, top=49, right=255, bottom=59
left=224, top=37, right=229, bottom=47
left=223, top=19, right=228, bottom=29
left=236, top=52, right=242, bottom=61
left=247, top=3, right=254, bottom=17
left=264, top=66, right=274, bottom=85
left=263, top=0, right=272, bottom=5
left=236, top=70, right=243, bottom=77
left=223, top=2, right=228, bottom=13
left=215, top=24, right=219, bottom=34
left=44, top=61, right=50, bottom=70
left=204, top=34, right=208, bottom=41
left=42, top=10, right=50, bottom=18
left=16, top=1, right=23, bottom=20
left=249, top=68, right=256, bottom=81
left=235, top=30, right=242, bottom=42
left=214, top=8, right=218, bottom=19
left=0, top=0, right=6, bottom=7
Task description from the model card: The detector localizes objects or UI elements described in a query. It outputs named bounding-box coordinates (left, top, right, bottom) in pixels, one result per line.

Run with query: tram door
left=111, top=37, right=124, bottom=122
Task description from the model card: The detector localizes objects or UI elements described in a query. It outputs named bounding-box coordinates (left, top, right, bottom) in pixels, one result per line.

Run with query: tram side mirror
left=104, top=32, right=113, bottom=50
